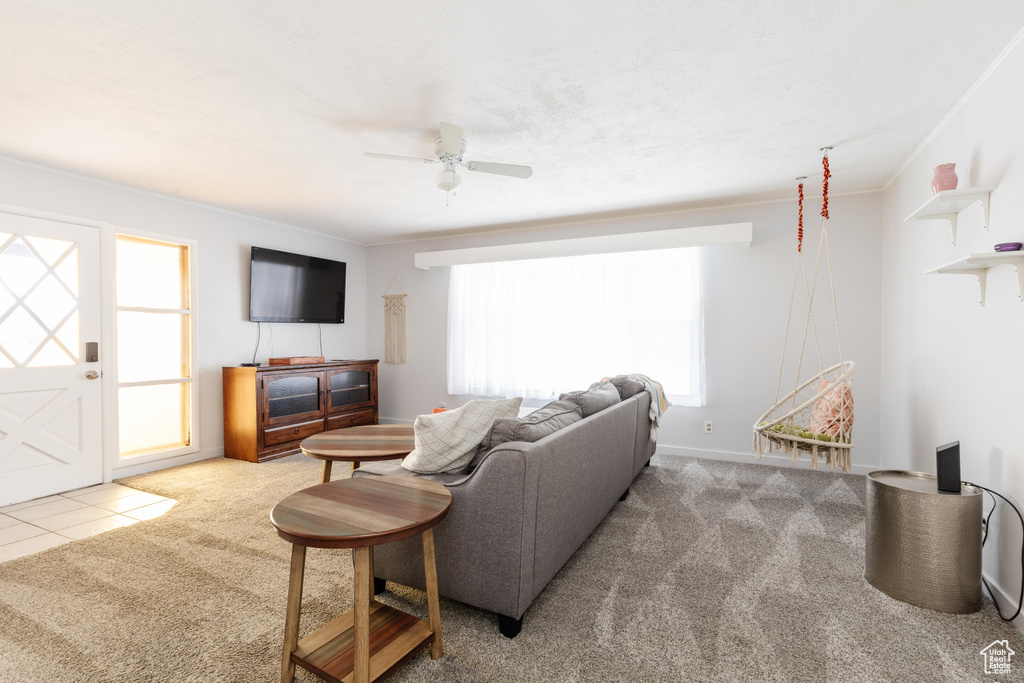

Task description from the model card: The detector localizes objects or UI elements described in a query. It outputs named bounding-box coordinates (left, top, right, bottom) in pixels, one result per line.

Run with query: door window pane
left=54, top=249, right=79, bottom=297
left=118, top=384, right=190, bottom=456
left=55, top=311, right=80, bottom=359
left=25, top=235, right=73, bottom=266
left=0, top=232, right=81, bottom=368
left=24, top=274, right=76, bottom=329
left=0, top=285, right=14, bottom=317
left=0, top=237, right=47, bottom=296
left=27, top=339, right=74, bottom=367
left=0, top=306, right=47, bottom=364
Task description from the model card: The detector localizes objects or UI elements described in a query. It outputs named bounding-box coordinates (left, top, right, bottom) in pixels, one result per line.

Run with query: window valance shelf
left=413, top=222, right=752, bottom=269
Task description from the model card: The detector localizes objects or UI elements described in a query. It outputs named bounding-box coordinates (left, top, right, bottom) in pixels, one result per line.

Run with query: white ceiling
left=2, top=2, right=1023, bottom=244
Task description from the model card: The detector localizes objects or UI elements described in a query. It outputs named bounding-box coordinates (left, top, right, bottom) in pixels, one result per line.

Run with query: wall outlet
left=703, top=421, right=713, bottom=434
left=439, top=401, right=447, bottom=409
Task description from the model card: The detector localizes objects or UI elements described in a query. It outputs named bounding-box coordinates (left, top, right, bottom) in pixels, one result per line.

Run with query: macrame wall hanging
left=382, top=276, right=407, bottom=364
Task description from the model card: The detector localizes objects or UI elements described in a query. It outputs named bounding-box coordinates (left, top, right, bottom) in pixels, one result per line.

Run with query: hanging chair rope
left=790, top=211, right=826, bottom=412
left=798, top=181, right=805, bottom=253
left=772, top=236, right=803, bottom=408
left=774, top=177, right=822, bottom=410
left=819, top=150, right=845, bottom=362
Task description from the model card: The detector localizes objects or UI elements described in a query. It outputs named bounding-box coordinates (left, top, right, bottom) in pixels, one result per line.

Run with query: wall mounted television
left=249, top=246, right=346, bottom=323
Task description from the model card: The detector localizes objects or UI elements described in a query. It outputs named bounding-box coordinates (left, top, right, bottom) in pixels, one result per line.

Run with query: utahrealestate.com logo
left=980, top=640, right=1015, bottom=675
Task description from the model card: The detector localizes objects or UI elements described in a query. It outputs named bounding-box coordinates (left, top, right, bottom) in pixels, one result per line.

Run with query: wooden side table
left=300, top=424, right=415, bottom=483
left=271, top=475, right=452, bottom=683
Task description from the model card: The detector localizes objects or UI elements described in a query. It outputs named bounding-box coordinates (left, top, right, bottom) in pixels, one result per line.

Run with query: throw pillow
left=607, top=375, right=645, bottom=399
left=402, top=397, right=522, bottom=474
left=807, top=379, right=854, bottom=438
left=559, top=381, right=621, bottom=417
left=485, top=400, right=583, bottom=450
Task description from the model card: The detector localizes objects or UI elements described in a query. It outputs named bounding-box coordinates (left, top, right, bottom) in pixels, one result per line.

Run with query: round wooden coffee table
left=300, top=424, right=415, bottom=483
left=272, top=475, right=452, bottom=683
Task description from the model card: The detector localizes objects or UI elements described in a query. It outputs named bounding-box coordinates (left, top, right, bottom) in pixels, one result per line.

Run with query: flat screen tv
left=249, top=246, right=346, bottom=323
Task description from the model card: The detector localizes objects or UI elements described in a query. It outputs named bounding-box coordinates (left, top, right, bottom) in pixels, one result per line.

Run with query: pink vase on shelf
left=931, top=163, right=958, bottom=194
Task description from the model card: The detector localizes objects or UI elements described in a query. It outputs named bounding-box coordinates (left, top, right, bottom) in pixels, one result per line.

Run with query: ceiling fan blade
left=439, top=122, right=464, bottom=156
left=463, top=160, right=533, bottom=179
left=364, top=152, right=438, bottom=164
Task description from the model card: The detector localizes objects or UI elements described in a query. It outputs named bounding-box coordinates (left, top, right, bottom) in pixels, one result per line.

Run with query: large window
left=447, top=248, right=705, bottom=405
left=115, top=235, right=193, bottom=458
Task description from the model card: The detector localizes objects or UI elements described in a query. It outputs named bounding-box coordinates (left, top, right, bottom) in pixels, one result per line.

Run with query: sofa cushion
left=485, top=400, right=583, bottom=451
left=402, top=397, right=522, bottom=474
left=559, top=381, right=621, bottom=417
left=608, top=375, right=645, bottom=399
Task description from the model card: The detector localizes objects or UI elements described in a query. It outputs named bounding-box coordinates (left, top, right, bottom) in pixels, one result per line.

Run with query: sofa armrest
left=631, top=391, right=656, bottom=479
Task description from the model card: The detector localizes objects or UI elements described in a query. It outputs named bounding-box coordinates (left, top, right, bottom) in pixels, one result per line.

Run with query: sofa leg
left=498, top=614, right=523, bottom=638
left=644, top=459, right=650, bottom=468
left=619, top=488, right=630, bottom=502
left=373, top=577, right=387, bottom=595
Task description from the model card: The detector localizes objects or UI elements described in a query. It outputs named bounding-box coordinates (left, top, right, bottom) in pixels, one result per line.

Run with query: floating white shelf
left=905, top=187, right=995, bottom=246
left=925, top=251, right=1024, bottom=307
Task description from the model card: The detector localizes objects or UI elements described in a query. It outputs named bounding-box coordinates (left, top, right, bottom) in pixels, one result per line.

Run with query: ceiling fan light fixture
left=435, top=169, right=461, bottom=193
left=366, top=122, right=532, bottom=196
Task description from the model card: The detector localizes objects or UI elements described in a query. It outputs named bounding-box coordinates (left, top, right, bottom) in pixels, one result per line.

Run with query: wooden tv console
left=222, top=359, right=378, bottom=463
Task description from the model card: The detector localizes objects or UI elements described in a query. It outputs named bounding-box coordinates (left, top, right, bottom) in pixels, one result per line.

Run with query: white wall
left=0, top=157, right=367, bottom=476
left=367, top=192, right=883, bottom=472
left=880, top=34, right=1024, bottom=624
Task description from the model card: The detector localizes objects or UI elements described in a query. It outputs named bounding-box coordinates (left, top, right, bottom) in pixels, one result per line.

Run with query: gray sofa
left=353, top=388, right=656, bottom=637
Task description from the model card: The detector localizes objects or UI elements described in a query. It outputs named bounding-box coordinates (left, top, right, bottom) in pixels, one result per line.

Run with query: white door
left=0, top=212, right=102, bottom=506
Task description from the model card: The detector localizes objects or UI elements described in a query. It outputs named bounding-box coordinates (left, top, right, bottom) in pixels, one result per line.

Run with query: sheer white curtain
left=447, top=247, right=705, bottom=405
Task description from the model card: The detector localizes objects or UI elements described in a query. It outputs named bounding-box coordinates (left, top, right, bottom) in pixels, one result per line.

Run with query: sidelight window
left=115, top=235, right=194, bottom=458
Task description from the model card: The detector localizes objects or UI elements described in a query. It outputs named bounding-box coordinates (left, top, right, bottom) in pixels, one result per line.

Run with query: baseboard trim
left=983, top=570, right=1024, bottom=635
left=379, top=416, right=414, bottom=425
left=656, top=444, right=879, bottom=476
left=112, top=447, right=224, bottom=479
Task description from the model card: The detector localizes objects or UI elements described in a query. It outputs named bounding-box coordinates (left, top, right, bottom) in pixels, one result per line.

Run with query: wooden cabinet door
left=260, top=371, right=324, bottom=426
left=325, top=364, right=376, bottom=415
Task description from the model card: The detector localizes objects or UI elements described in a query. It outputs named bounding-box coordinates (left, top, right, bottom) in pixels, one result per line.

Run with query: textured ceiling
left=2, top=2, right=1023, bottom=244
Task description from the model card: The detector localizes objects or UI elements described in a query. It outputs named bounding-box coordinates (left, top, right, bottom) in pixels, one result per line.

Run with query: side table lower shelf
left=293, top=602, right=434, bottom=683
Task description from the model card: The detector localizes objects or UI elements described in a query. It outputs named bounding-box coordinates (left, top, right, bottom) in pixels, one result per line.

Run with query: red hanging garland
left=821, top=152, right=831, bottom=220
left=797, top=182, right=804, bottom=252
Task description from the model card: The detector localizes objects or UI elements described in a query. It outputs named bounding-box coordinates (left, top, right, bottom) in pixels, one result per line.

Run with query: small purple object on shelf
left=994, top=242, right=1022, bottom=252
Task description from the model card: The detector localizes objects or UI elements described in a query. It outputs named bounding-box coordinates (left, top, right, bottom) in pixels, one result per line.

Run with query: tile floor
left=0, top=483, right=176, bottom=564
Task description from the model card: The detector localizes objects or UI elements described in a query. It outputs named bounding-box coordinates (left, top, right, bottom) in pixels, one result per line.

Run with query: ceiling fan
left=365, top=122, right=533, bottom=193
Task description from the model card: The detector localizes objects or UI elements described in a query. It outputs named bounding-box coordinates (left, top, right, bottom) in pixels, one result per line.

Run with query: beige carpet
left=0, top=452, right=1021, bottom=682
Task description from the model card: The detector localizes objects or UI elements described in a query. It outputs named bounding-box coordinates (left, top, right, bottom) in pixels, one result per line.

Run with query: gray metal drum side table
left=865, top=469, right=982, bottom=613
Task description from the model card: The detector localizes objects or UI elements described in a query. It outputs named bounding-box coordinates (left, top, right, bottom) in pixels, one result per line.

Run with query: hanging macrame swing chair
left=753, top=149, right=856, bottom=472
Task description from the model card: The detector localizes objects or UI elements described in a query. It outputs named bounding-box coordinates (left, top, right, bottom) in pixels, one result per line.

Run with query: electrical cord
left=982, top=490, right=997, bottom=547
left=964, top=481, right=1024, bottom=622
left=252, top=322, right=261, bottom=364
left=318, top=323, right=323, bottom=358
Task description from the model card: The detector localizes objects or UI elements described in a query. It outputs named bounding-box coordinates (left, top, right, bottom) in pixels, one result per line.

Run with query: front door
left=0, top=211, right=102, bottom=506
